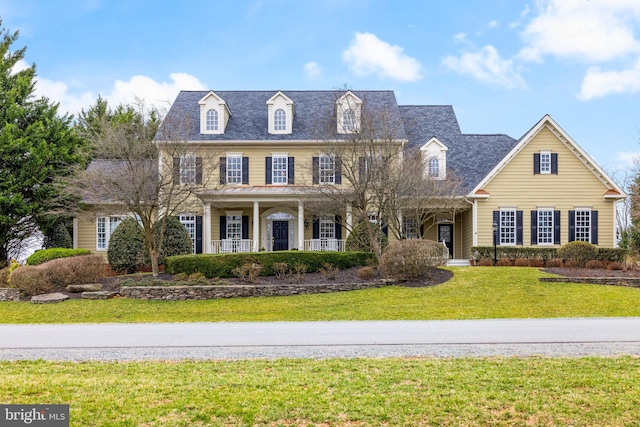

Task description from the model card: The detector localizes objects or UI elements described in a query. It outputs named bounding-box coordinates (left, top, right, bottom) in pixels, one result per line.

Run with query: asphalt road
left=2, top=318, right=640, bottom=360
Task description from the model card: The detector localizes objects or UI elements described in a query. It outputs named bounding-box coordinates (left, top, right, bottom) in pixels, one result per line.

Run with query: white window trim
left=271, top=153, right=288, bottom=185
left=179, top=214, right=197, bottom=254
left=499, top=209, right=517, bottom=246
left=575, top=208, right=591, bottom=243
left=319, top=154, right=335, bottom=184
left=540, top=151, right=551, bottom=174
left=180, top=153, right=196, bottom=185
left=96, top=216, right=124, bottom=251
left=537, top=208, right=554, bottom=246
left=319, top=216, right=336, bottom=240
left=205, top=109, right=219, bottom=131
left=403, top=218, right=418, bottom=239
left=225, top=210, right=243, bottom=241
left=226, top=153, right=243, bottom=185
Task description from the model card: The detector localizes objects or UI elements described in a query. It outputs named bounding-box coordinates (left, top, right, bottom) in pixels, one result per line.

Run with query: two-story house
left=73, top=89, right=625, bottom=262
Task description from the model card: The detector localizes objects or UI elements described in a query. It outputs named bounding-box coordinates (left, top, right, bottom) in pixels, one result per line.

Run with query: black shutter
left=220, top=157, right=227, bottom=184
left=568, top=210, right=575, bottom=242
left=531, top=211, right=538, bottom=245
left=265, top=157, right=272, bottom=184
left=312, top=216, right=319, bottom=239
left=335, top=215, right=342, bottom=240
left=554, top=210, right=561, bottom=244
left=242, top=216, right=249, bottom=240
left=219, top=216, right=227, bottom=240
left=551, top=153, right=558, bottom=174
left=288, top=157, right=294, bottom=184
left=173, top=157, right=180, bottom=184
left=359, top=157, right=366, bottom=182
left=195, top=216, right=203, bottom=254
left=195, top=157, right=203, bottom=185
left=382, top=222, right=389, bottom=237
left=493, top=211, right=500, bottom=246
left=335, top=156, right=342, bottom=184
left=312, top=157, right=319, bottom=184
left=242, top=157, right=249, bottom=184
left=591, top=210, right=598, bottom=245
left=516, top=210, right=523, bottom=245
left=533, top=153, right=540, bottom=174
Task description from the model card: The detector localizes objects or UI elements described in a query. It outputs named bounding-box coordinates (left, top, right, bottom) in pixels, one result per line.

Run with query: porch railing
left=303, top=239, right=346, bottom=252
left=211, top=239, right=254, bottom=254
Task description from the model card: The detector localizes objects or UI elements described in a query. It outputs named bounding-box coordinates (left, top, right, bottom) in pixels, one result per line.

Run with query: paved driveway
left=2, top=318, right=640, bottom=360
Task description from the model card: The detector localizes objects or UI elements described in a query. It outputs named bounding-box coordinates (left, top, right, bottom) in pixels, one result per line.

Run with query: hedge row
left=164, top=251, right=376, bottom=279
left=26, top=248, right=91, bottom=266
left=472, top=246, right=627, bottom=263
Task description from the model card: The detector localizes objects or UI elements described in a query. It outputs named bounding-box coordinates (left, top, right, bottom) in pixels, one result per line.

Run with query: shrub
left=477, top=258, right=493, bottom=266
left=379, top=239, right=447, bottom=280
left=42, top=221, right=73, bottom=249
left=291, top=263, right=307, bottom=282
left=497, top=258, right=513, bottom=266
left=557, top=241, right=598, bottom=268
left=272, top=262, right=289, bottom=280
left=154, top=216, right=193, bottom=265
left=10, top=266, right=51, bottom=296
left=164, top=251, right=375, bottom=278
left=546, top=258, right=564, bottom=268
left=357, top=266, right=376, bottom=280
left=585, top=259, right=605, bottom=269
left=233, top=263, right=262, bottom=283
left=514, top=258, right=530, bottom=267
left=530, top=257, right=545, bottom=268
left=108, top=218, right=146, bottom=273
left=319, top=263, right=338, bottom=280
left=345, top=221, right=389, bottom=253
left=41, top=255, right=106, bottom=288
left=0, top=267, right=10, bottom=287
left=26, top=248, right=91, bottom=266
left=607, top=261, right=624, bottom=271
left=473, top=246, right=557, bottom=262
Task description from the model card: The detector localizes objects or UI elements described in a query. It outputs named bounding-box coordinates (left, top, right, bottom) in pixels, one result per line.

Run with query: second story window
left=272, top=155, right=288, bottom=184
left=540, top=152, right=551, bottom=174
left=206, top=109, right=218, bottom=131
left=274, top=109, right=286, bottom=131
left=180, top=154, right=196, bottom=185
left=319, top=155, right=335, bottom=184
left=428, top=157, right=440, bottom=178
left=227, top=155, right=242, bottom=184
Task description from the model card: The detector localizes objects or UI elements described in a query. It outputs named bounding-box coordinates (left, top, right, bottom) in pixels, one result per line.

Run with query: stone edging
left=540, top=277, right=640, bottom=288
left=0, top=288, right=20, bottom=302
left=120, top=281, right=392, bottom=300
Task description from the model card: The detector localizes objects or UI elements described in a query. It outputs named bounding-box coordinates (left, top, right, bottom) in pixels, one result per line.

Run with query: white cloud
left=488, top=20, right=499, bottom=28
left=453, top=32, right=467, bottom=43
left=579, top=60, right=640, bottom=100
left=304, top=61, right=322, bottom=79
left=615, top=150, right=640, bottom=169
left=33, top=72, right=207, bottom=116
left=442, top=45, right=526, bottom=89
left=342, top=32, right=422, bottom=82
left=519, top=0, right=640, bottom=63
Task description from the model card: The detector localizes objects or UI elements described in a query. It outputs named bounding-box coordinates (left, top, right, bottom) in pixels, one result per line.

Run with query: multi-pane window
left=319, top=155, right=335, bottom=184
left=499, top=210, right=516, bottom=245
left=206, top=109, right=218, bottom=131
left=272, top=155, right=288, bottom=184
left=428, top=157, right=440, bottom=178
left=540, top=152, right=551, bottom=174
left=180, top=154, right=196, bottom=185
left=226, top=155, right=242, bottom=184
left=537, top=210, right=554, bottom=244
left=403, top=218, right=418, bottom=239
left=343, top=109, right=356, bottom=132
left=575, top=209, right=591, bottom=242
left=97, top=216, right=122, bottom=250
left=226, top=214, right=242, bottom=240
left=179, top=214, right=196, bottom=254
left=274, top=109, right=286, bottom=131
left=319, top=217, right=335, bottom=240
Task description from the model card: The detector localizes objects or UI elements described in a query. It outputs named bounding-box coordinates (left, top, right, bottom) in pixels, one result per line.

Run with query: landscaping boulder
left=66, top=283, right=103, bottom=293
left=31, top=292, right=69, bottom=304
left=81, top=291, right=119, bottom=300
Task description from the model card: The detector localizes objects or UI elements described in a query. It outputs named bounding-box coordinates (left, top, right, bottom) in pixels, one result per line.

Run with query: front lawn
left=3, top=267, right=640, bottom=323
left=2, top=357, right=639, bottom=426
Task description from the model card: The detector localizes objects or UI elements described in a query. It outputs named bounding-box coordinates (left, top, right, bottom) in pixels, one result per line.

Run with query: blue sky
left=1, top=0, right=639, bottom=177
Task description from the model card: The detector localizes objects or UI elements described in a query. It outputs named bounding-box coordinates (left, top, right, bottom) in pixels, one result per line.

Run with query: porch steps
left=446, top=259, right=471, bottom=267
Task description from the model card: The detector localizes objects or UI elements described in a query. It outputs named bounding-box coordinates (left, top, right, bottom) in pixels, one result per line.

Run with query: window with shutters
left=537, top=209, right=553, bottom=244
left=272, top=155, right=288, bottom=184
left=403, top=218, right=418, bottom=239
left=180, top=154, right=196, bottom=185
left=575, top=209, right=591, bottom=242
left=179, top=214, right=196, bottom=254
left=500, top=210, right=516, bottom=245
left=226, top=214, right=242, bottom=240
left=319, top=155, right=335, bottom=184
left=227, top=155, right=242, bottom=184
left=540, top=151, right=551, bottom=174
left=319, top=217, right=335, bottom=240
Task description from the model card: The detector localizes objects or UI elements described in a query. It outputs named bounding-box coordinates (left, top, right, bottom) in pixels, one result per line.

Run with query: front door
left=272, top=221, right=289, bottom=251
left=438, top=223, right=453, bottom=258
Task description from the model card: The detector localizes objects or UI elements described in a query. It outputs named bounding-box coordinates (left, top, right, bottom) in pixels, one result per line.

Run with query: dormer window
left=336, top=91, right=362, bottom=134
left=274, top=109, right=286, bottom=131
left=267, top=92, right=294, bottom=134
left=206, top=109, right=219, bottom=131
left=199, top=91, right=231, bottom=135
left=420, top=137, right=448, bottom=180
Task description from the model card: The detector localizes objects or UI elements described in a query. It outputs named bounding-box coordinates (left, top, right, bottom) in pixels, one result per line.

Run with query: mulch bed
left=543, top=267, right=640, bottom=278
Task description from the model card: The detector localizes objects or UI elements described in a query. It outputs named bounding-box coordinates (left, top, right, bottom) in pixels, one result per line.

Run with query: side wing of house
left=469, top=115, right=625, bottom=255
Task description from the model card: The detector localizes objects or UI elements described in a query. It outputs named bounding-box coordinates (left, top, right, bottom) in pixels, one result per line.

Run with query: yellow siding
left=76, top=216, right=101, bottom=256
left=477, top=125, right=617, bottom=248
left=461, top=209, right=474, bottom=259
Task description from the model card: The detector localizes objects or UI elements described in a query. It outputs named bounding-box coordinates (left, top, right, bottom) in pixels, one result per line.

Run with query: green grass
left=3, top=267, right=640, bottom=323
left=2, top=357, right=640, bottom=426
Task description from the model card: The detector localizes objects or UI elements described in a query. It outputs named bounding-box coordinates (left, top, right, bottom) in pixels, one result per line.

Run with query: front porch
left=210, top=239, right=347, bottom=254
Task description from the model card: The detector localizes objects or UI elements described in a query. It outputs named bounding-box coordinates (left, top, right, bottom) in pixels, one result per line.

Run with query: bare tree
left=66, top=100, right=219, bottom=276
left=305, top=93, right=463, bottom=260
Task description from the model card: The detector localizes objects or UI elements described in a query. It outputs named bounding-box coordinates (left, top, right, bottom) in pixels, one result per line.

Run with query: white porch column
left=297, top=200, right=305, bottom=250
left=398, top=211, right=403, bottom=238
left=345, top=202, right=352, bottom=239
left=203, top=202, right=211, bottom=254
left=253, top=201, right=260, bottom=252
